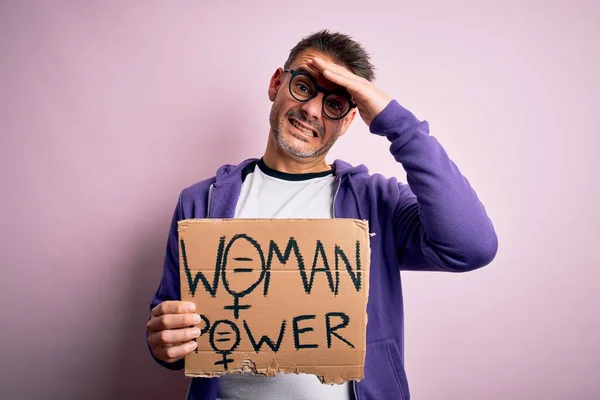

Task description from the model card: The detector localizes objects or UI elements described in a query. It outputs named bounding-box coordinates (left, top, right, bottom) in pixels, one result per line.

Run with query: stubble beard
left=269, top=104, right=337, bottom=159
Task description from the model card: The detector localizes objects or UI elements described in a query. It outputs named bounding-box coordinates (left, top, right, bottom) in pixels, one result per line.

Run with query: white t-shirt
left=214, top=159, right=351, bottom=400
left=235, top=159, right=336, bottom=219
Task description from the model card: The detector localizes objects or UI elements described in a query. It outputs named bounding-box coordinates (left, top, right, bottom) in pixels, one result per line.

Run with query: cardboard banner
left=178, top=218, right=371, bottom=384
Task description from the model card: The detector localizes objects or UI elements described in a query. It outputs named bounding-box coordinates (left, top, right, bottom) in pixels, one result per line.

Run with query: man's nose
left=300, top=93, right=324, bottom=121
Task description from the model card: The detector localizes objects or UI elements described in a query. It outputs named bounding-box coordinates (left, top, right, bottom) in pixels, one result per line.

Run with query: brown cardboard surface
left=178, top=218, right=371, bottom=384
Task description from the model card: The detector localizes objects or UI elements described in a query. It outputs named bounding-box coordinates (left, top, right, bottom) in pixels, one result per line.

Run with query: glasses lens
left=290, top=74, right=315, bottom=100
left=323, top=94, right=350, bottom=119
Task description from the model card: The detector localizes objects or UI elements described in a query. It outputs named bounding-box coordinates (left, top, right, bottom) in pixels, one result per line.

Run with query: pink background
left=1, top=1, right=599, bottom=399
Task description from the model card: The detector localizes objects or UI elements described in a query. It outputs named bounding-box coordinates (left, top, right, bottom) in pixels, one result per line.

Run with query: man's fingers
left=321, top=69, right=363, bottom=92
left=151, top=301, right=196, bottom=317
left=154, top=341, right=198, bottom=363
left=148, top=327, right=201, bottom=347
left=308, top=58, right=365, bottom=94
left=147, top=312, right=201, bottom=332
left=310, top=56, right=364, bottom=83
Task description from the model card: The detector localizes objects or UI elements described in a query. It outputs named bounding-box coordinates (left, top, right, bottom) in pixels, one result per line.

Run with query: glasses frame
left=283, top=69, right=356, bottom=120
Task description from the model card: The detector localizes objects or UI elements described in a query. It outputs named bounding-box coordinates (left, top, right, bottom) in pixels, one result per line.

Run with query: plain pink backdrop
left=1, top=1, right=598, bottom=399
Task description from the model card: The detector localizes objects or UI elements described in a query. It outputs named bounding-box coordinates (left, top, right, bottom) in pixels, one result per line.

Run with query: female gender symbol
left=221, top=234, right=266, bottom=319
left=209, top=320, right=241, bottom=370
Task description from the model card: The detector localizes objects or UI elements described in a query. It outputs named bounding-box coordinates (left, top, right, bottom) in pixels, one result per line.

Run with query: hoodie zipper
left=206, top=184, right=215, bottom=218
left=332, top=176, right=342, bottom=218
left=339, top=173, right=359, bottom=400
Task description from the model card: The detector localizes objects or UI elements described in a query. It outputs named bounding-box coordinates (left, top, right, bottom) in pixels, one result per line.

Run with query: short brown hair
left=284, top=30, right=376, bottom=81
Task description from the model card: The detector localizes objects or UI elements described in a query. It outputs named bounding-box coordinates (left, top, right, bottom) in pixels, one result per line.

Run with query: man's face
left=268, top=49, right=356, bottom=159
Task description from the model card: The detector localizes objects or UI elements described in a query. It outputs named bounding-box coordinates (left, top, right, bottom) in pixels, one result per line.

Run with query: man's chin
left=272, top=126, right=332, bottom=159
left=276, top=137, right=318, bottom=159
left=281, top=144, right=316, bottom=159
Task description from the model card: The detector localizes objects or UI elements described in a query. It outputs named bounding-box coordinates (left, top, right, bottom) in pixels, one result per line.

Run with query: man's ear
left=268, top=68, right=284, bottom=102
left=337, top=108, right=357, bottom=137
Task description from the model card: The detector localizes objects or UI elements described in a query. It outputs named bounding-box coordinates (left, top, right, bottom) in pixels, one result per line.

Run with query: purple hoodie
left=149, top=100, right=498, bottom=400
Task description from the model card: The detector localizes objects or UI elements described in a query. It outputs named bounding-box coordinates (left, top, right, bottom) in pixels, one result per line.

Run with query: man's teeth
left=291, top=119, right=315, bottom=137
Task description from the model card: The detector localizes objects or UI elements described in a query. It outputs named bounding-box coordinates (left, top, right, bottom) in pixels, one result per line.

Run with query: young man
left=146, top=30, right=498, bottom=400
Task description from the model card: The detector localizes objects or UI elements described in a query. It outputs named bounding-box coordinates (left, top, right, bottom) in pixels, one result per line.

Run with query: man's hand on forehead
left=307, top=56, right=392, bottom=127
left=307, top=57, right=364, bottom=92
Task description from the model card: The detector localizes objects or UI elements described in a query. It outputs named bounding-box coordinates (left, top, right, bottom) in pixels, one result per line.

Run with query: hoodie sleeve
left=369, top=100, right=498, bottom=272
left=146, top=192, right=185, bottom=370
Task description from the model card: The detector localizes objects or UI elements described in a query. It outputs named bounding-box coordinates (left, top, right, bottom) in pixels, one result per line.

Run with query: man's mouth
left=288, top=118, right=318, bottom=138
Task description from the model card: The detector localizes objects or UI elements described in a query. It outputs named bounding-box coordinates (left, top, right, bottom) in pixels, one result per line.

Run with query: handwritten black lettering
left=180, top=236, right=225, bottom=297
left=183, top=233, right=364, bottom=327
left=302, top=240, right=336, bottom=295
left=221, top=234, right=266, bottom=318
left=265, top=237, right=304, bottom=296
left=292, top=315, right=318, bottom=350
left=335, top=242, right=362, bottom=292
left=192, top=314, right=211, bottom=354
left=325, top=312, right=354, bottom=348
left=209, top=319, right=241, bottom=371
left=243, top=319, right=287, bottom=352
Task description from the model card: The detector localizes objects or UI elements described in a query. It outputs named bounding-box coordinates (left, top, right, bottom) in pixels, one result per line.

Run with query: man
left=146, top=30, right=498, bottom=400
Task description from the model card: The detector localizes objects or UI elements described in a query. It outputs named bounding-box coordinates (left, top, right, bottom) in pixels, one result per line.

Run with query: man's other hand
left=308, top=56, right=392, bottom=127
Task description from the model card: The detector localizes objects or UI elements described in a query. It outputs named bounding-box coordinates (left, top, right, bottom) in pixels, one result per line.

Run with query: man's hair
left=284, top=30, right=375, bottom=82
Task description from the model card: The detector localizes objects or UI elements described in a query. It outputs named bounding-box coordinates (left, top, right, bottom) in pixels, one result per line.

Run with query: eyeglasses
left=283, top=69, right=356, bottom=120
